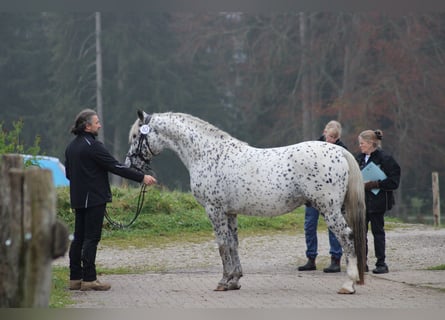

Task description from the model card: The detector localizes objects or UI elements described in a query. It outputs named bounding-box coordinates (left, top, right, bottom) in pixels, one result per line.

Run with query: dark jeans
left=366, top=211, right=386, bottom=267
left=304, top=206, right=343, bottom=260
left=69, top=204, right=106, bottom=282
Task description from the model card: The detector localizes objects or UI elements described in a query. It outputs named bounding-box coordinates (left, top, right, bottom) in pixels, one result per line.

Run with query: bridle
left=126, top=114, right=158, bottom=172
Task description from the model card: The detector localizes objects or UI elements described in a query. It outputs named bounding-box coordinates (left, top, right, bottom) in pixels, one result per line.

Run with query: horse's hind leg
left=323, top=209, right=358, bottom=294
left=207, top=209, right=243, bottom=291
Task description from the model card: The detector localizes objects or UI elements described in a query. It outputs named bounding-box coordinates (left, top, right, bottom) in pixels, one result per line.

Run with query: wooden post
left=0, top=154, right=69, bottom=307
left=432, top=172, right=441, bottom=227
left=0, top=154, right=24, bottom=307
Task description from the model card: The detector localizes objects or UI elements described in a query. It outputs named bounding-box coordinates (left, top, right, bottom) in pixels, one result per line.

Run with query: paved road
left=68, top=270, right=445, bottom=308
left=61, top=225, right=445, bottom=308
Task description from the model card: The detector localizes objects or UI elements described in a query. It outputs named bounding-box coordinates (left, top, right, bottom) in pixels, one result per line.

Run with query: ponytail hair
left=374, top=129, right=383, bottom=141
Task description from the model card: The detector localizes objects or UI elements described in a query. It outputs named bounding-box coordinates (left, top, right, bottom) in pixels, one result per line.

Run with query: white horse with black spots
left=125, top=110, right=367, bottom=294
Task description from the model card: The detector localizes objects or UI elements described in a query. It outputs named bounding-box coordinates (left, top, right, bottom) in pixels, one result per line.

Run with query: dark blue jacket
left=356, top=149, right=401, bottom=213
left=65, top=132, right=144, bottom=209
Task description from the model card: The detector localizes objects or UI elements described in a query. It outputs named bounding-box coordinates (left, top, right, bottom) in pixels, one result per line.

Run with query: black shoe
left=372, top=265, right=389, bottom=274
left=298, top=258, right=316, bottom=271
left=323, top=257, right=341, bottom=273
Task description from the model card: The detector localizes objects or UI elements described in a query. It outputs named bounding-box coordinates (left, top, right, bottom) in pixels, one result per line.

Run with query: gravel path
left=54, top=223, right=445, bottom=308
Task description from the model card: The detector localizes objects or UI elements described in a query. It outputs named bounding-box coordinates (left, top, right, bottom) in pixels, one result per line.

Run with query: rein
left=104, top=183, right=147, bottom=229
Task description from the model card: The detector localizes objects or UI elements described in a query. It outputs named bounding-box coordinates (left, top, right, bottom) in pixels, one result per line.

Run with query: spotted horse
left=126, top=110, right=367, bottom=294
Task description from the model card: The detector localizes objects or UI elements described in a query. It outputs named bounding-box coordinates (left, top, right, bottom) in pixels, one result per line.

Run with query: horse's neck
left=153, top=113, right=241, bottom=169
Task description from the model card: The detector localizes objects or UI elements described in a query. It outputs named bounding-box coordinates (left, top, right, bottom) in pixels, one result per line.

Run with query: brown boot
left=323, top=257, right=341, bottom=273
left=69, top=280, right=82, bottom=290
left=80, top=279, right=111, bottom=291
left=298, top=258, right=316, bottom=271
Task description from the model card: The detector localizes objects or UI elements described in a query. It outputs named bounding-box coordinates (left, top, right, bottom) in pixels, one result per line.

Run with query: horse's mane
left=169, top=112, right=235, bottom=139
left=130, top=112, right=247, bottom=146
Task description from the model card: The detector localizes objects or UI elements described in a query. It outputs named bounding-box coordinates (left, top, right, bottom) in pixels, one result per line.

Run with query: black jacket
left=356, top=149, right=401, bottom=213
left=318, top=135, right=348, bottom=150
left=65, top=132, right=144, bottom=209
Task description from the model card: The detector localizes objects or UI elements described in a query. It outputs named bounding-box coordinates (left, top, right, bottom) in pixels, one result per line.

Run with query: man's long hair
left=71, top=109, right=97, bottom=135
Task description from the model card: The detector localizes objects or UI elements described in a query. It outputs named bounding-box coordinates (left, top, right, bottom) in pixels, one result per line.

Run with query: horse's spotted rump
left=126, top=111, right=366, bottom=293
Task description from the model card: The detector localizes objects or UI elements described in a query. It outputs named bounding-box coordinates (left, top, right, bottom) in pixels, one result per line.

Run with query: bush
left=0, top=120, right=40, bottom=156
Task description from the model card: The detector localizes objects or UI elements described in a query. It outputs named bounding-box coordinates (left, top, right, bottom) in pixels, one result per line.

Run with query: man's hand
left=143, top=175, right=157, bottom=186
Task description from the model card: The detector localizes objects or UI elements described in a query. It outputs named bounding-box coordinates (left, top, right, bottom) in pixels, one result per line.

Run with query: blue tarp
left=22, top=155, right=69, bottom=187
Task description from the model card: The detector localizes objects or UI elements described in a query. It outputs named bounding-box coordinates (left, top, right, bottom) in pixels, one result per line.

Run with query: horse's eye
left=132, top=134, right=137, bottom=139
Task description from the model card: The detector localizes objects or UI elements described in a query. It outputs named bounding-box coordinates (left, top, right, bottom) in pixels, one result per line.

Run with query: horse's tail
left=343, top=149, right=367, bottom=285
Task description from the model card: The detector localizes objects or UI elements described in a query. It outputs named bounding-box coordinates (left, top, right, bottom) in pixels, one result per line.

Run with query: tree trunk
left=300, top=12, right=311, bottom=140
left=96, top=12, right=104, bottom=143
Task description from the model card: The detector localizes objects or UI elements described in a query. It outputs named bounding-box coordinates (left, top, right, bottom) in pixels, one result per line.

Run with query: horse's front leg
left=207, top=208, right=243, bottom=291
left=216, top=244, right=242, bottom=291
left=225, top=214, right=243, bottom=290
left=323, top=209, right=358, bottom=294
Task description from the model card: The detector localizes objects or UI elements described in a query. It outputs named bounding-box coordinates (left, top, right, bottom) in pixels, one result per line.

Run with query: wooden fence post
left=0, top=154, right=69, bottom=307
left=432, top=172, right=441, bottom=227
left=0, top=154, right=23, bottom=307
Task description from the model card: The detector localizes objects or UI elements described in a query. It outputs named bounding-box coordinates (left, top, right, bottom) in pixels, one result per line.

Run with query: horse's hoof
left=339, top=279, right=355, bottom=294
left=227, top=283, right=241, bottom=290
left=214, top=285, right=228, bottom=291
left=337, top=287, right=356, bottom=294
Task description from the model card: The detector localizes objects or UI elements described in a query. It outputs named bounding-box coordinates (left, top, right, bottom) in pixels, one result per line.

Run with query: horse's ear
left=137, top=109, right=144, bottom=121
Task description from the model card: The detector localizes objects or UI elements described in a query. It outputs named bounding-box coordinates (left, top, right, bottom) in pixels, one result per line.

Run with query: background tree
left=1, top=12, right=444, bottom=221
left=0, top=13, right=52, bottom=151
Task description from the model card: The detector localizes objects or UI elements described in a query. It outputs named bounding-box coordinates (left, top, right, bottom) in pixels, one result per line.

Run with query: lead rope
left=104, top=184, right=147, bottom=229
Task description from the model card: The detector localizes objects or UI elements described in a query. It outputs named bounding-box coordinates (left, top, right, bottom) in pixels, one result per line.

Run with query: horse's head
left=125, top=110, right=161, bottom=173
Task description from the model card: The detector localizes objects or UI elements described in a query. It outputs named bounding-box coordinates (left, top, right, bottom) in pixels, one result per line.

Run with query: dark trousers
left=69, top=204, right=106, bottom=281
left=366, top=211, right=386, bottom=267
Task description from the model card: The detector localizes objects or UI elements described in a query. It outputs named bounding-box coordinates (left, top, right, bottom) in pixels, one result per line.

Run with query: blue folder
left=361, top=161, right=387, bottom=195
